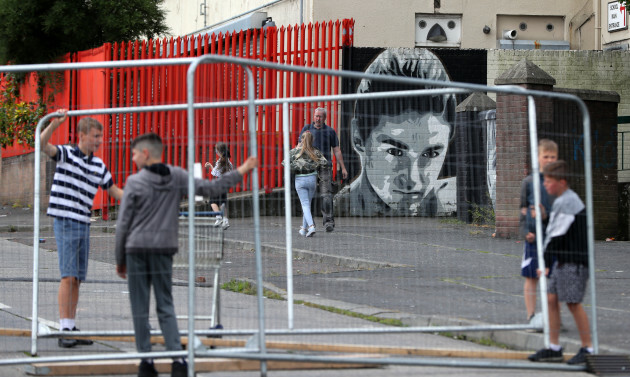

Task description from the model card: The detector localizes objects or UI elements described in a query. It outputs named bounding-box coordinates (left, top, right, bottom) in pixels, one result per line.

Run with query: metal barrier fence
left=619, top=124, right=630, bottom=172
left=0, top=54, right=597, bottom=376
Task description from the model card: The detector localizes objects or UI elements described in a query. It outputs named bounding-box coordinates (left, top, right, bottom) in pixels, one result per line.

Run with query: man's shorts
left=521, top=241, right=555, bottom=278
left=548, top=262, right=589, bottom=303
left=54, top=217, right=90, bottom=281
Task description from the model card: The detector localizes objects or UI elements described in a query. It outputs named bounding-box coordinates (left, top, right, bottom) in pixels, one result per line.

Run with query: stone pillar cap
left=494, top=58, right=556, bottom=86
left=455, top=92, right=496, bottom=112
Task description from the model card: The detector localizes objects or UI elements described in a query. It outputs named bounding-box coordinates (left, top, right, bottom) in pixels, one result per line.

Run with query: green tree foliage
left=0, top=0, right=169, bottom=149
left=0, top=0, right=170, bottom=65
left=0, top=74, right=45, bottom=148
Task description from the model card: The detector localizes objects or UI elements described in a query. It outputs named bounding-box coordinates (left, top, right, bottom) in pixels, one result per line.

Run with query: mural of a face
left=358, top=111, right=450, bottom=213
left=335, top=48, right=456, bottom=217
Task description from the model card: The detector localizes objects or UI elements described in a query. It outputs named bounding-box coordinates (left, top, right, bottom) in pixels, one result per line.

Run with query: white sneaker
left=214, top=216, right=222, bottom=227
left=299, top=227, right=307, bottom=236
left=221, top=217, right=230, bottom=230
left=306, top=226, right=316, bottom=237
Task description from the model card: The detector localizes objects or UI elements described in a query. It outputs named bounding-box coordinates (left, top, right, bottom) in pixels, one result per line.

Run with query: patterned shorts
left=548, top=262, right=589, bottom=303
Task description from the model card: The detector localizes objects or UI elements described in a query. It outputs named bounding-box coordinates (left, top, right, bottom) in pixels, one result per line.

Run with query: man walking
left=299, top=107, right=347, bottom=232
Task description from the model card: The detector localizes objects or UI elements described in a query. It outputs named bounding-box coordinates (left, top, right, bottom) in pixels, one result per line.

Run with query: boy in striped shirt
left=41, top=110, right=123, bottom=348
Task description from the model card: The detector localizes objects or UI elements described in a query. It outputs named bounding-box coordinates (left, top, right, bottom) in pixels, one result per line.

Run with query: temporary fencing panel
left=0, top=53, right=608, bottom=377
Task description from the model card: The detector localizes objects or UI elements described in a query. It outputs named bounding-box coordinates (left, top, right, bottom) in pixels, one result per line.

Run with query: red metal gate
left=1, top=19, right=355, bottom=212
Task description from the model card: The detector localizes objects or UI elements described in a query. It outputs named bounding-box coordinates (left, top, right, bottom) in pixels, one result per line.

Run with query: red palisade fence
left=1, top=19, right=355, bottom=213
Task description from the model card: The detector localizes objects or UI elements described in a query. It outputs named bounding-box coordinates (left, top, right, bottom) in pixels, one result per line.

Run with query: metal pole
left=2, top=350, right=586, bottom=372
left=578, top=100, right=599, bottom=353
left=527, top=96, right=550, bottom=348
left=31, top=113, right=56, bottom=356
left=243, top=66, right=268, bottom=377
left=186, top=57, right=202, bottom=377
left=33, top=321, right=553, bottom=339
left=282, top=102, right=294, bottom=329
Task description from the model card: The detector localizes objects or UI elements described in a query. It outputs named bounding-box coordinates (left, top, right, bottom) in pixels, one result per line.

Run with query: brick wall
left=487, top=50, right=630, bottom=115
left=494, top=80, right=619, bottom=239
left=487, top=49, right=630, bottom=185
left=494, top=84, right=555, bottom=238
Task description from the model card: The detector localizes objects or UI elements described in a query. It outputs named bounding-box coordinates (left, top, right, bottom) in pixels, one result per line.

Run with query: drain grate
left=586, top=354, right=630, bottom=376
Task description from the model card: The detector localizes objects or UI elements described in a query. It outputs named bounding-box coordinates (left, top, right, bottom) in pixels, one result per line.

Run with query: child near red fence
left=204, top=142, right=233, bottom=229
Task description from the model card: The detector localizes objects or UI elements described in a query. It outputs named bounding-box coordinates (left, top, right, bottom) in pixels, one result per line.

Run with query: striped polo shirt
left=47, top=145, right=114, bottom=223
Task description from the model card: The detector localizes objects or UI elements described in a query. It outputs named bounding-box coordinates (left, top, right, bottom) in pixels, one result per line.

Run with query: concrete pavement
left=0, top=205, right=628, bottom=376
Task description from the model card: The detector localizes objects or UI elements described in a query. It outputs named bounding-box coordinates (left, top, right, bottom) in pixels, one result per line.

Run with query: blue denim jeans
left=295, top=173, right=318, bottom=229
left=54, top=217, right=90, bottom=280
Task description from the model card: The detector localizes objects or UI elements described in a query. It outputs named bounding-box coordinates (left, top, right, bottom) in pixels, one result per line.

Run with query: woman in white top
left=205, top=142, right=233, bottom=229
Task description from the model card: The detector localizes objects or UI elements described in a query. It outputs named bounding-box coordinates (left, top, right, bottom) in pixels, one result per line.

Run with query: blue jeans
left=295, top=173, right=318, bottom=229
left=54, top=217, right=90, bottom=280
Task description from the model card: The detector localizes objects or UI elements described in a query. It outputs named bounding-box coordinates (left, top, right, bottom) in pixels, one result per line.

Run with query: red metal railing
left=1, top=19, right=355, bottom=212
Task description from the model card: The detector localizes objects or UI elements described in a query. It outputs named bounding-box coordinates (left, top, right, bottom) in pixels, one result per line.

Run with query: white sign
left=608, top=1, right=627, bottom=32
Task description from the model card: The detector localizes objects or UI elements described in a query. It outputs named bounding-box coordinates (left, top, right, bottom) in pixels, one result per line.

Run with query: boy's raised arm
left=40, top=109, right=68, bottom=158
left=237, top=156, right=258, bottom=176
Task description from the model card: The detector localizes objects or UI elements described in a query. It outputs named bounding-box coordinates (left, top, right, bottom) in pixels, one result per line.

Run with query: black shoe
left=528, top=348, right=563, bottom=362
left=567, top=347, right=591, bottom=365
left=171, top=360, right=188, bottom=377
left=325, top=223, right=334, bottom=232
left=58, top=328, right=78, bottom=348
left=71, top=327, right=94, bottom=346
left=58, top=337, right=78, bottom=348
left=207, top=324, right=223, bottom=339
left=138, top=360, right=158, bottom=377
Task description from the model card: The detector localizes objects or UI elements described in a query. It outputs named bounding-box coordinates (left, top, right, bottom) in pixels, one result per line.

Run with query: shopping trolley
left=175, top=210, right=225, bottom=331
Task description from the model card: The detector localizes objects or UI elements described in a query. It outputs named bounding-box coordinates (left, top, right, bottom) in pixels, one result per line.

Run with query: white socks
left=60, top=318, right=75, bottom=330
left=549, top=343, right=562, bottom=351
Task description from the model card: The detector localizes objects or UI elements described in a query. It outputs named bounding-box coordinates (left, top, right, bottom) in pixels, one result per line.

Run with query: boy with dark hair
left=528, top=160, right=593, bottom=365
left=519, top=139, right=558, bottom=328
left=115, top=132, right=257, bottom=377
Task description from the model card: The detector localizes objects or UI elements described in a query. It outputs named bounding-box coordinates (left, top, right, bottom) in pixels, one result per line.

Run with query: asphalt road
left=0, top=207, right=628, bottom=376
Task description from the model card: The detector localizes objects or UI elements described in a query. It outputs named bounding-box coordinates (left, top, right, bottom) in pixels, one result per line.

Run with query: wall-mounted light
left=483, top=25, right=491, bottom=34
left=262, top=17, right=276, bottom=29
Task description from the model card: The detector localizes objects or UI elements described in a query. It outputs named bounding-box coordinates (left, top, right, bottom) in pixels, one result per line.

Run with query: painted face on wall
left=361, top=110, right=450, bottom=212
